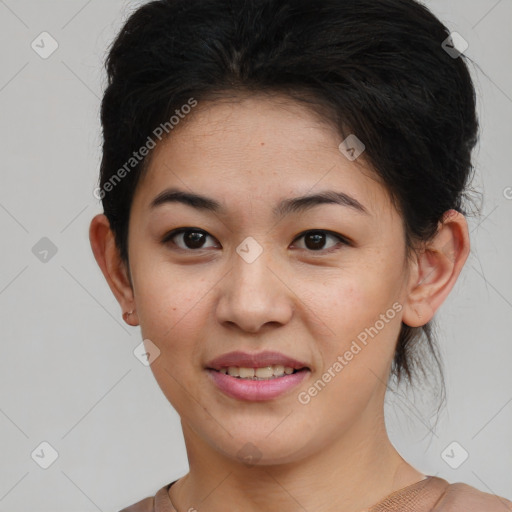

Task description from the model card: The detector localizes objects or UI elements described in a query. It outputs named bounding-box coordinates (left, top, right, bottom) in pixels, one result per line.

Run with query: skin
left=89, top=94, right=470, bottom=512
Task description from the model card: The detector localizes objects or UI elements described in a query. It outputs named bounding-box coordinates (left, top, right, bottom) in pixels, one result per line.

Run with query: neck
left=170, top=400, right=424, bottom=512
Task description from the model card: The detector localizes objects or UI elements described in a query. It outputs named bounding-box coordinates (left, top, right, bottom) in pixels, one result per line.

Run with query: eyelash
left=161, top=228, right=351, bottom=254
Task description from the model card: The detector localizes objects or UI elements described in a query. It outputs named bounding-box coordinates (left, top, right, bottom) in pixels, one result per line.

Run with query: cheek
left=304, top=270, right=402, bottom=365
left=307, top=273, right=391, bottom=332
left=133, top=263, right=211, bottom=351
left=134, top=269, right=211, bottom=411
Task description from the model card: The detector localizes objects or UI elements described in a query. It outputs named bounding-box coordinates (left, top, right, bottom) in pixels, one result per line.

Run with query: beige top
left=119, top=475, right=512, bottom=512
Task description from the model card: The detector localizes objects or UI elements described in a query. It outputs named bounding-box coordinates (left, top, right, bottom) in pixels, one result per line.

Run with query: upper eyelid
left=162, top=228, right=218, bottom=246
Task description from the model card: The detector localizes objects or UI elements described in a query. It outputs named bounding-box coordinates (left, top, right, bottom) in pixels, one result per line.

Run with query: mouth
left=204, top=350, right=311, bottom=401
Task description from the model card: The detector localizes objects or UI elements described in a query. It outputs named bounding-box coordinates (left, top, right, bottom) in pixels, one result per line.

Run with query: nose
left=215, top=244, right=294, bottom=334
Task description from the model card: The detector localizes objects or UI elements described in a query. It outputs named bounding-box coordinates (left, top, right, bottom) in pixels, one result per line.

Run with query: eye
left=161, top=228, right=351, bottom=253
left=162, top=228, right=218, bottom=251
left=292, top=230, right=350, bottom=253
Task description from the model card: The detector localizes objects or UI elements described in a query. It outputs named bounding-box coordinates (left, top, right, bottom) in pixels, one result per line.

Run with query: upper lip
left=206, top=350, right=310, bottom=371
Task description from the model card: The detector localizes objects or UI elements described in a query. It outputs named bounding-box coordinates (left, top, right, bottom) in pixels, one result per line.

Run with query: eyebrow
left=149, top=187, right=370, bottom=217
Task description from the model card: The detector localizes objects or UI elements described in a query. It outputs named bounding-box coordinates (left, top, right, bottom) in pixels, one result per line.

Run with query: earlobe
left=89, top=214, right=138, bottom=324
left=402, top=210, right=470, bottom=328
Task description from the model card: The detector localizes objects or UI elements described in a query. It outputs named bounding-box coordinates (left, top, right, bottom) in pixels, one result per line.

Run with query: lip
left=205, top=350, right=310, bottom=371
left=206, top=367, right=310, bottom=401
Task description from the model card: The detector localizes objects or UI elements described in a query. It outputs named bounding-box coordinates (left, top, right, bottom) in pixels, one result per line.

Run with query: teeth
left=239, top=367, right=254, bottom=378
left=255, top=366, right=273, bottom=378
left=219, top=365, right=299, bottom=379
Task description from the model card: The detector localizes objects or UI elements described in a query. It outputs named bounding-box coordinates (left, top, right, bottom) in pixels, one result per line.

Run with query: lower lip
left=206, top=368, right=310, bottom=401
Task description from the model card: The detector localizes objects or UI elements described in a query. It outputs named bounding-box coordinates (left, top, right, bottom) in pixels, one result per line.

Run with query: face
left=125, top=94, right=414, bottom=464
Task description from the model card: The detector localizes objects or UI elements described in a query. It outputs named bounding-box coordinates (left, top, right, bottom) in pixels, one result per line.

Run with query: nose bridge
left=232, top=235, right=275, bottom=300
left=216, top=235, right=292, bottom=331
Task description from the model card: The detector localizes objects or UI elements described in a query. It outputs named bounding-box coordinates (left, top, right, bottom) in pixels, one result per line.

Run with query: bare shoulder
left=433, top=482, right=512, bottom=511
left=118, top=495, right=154, bottom=512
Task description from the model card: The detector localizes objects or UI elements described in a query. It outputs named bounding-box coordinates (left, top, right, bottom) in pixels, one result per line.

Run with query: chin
left=196, top=422, right=317, bottom=466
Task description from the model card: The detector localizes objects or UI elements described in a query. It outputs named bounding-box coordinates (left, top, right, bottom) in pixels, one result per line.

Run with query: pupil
left=185, top=231, right=205, bottom=249
left=306, top=232, right=325, bottom=250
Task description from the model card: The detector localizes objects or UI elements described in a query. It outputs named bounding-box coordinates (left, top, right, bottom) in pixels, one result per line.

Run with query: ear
left=89, top=213, right=139, bottom=326
left=402, top=209, right=470, bottom=327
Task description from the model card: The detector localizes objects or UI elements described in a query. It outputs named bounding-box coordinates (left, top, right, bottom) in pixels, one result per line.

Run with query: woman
left=89, top=0, right=512, bottom=510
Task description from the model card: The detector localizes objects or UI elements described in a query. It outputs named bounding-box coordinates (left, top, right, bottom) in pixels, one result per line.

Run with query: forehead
left=132, top=94, right=395, bottom=221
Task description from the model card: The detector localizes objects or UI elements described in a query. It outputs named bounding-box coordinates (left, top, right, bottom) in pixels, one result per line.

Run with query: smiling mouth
left=209, top=365, right=309, bottom=380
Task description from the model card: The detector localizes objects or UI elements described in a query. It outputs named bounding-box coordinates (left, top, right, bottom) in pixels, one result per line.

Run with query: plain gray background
left=0, top=0, right=511, bottom=510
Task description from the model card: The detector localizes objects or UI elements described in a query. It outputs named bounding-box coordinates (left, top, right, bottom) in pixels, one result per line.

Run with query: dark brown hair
left=96, top=0, right=480, bottom=399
